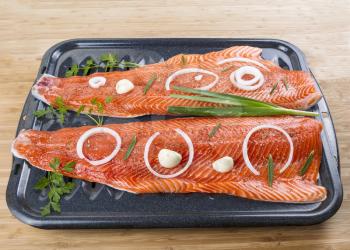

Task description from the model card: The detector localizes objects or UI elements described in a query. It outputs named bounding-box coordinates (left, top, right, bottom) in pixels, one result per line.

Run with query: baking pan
left=6, top=38, right=343, bottom=228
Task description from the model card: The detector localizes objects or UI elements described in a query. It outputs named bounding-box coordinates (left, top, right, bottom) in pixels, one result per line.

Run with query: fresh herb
left=91, top=98, right=104, bottom=113
left=181, top=55, right=187, bottom=66
left=77, top=105, right=85, bottom=116
left=221, top=65, right=235, bottom=72
left=105, top=96, right=113, bottom=104
left=267, top=154, right=274, bottom=187
left=64, top=54, right=139, bottom=78
left=33, top=109, right=51, bottom=118
left=82, top=59, right=95, bottom=76
left=167, top=86, right=318, bottom=117
left=208, top=123, right=221, bottom=138
left=269, top=82, right=278, bottom=95
left=34, top=96, right=70, bottom=124
left=34, top=158, right=76, bottom=216
left=65, top=64, right=79, bottom=77
left=143, top=74, right=157, bottom=95
left=54, top=96, right=69, bottom=124
left=124, top=135, right=137, bottom=160
left=100, top=53, right=118, bottom=72
left=299, top=150, right=315, bottom=176
left=85, top=98, right=105, bottom=126
left=119, top=61, right=140, bottom=69
left=282, top=78, right=289, bottom=90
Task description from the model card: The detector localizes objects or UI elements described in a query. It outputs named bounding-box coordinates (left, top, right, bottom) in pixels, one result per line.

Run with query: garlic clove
left=212, top=156, right=234, bottom=173
left=116, top=79, right=135, bottom=94
left=158, top=149, right=182, bottom=168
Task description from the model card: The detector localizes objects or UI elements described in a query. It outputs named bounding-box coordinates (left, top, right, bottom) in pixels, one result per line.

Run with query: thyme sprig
left=65, top=53, right=139, bottom=77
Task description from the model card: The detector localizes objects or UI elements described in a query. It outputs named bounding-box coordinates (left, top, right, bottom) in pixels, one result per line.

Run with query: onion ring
left=76, top=127, right=122, bottom=166
left=242, top=124, right=294, bottom=175
left=144, top=128, right=194, bottom=178
left=165, top=68, right=219, bottom=91
left=230, top=66, right=265, bottom=91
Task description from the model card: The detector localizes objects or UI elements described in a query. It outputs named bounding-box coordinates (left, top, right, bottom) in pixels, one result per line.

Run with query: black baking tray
left=6, top=38, right=343, bottom=228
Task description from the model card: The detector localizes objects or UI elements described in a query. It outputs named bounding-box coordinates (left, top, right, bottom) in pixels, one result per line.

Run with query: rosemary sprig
left=143, top=74, right=157, bottom=94
left=208, top=123, right=221, bottom=138
left=282, top=78, right=289, bottom=90
left=267, top=154, right=274, bottom=187
left=34, top=158, right=76, bottom=216
left=221, top=65, right=235, bottom=72
left=299, top=150, right=315, bottom=176
left=124, top=135, right=137, bottom=160
left=269, top=82, right=278, bottom=95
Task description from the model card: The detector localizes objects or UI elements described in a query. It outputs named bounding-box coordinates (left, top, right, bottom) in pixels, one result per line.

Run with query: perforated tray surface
left=6, top=39, right=342, bottom=228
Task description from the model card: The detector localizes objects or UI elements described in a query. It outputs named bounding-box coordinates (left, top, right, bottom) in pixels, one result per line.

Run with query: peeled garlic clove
left=116, top=79, right=134, bottom=94
left=212, top=156, right=234, bottom=173
left=158, top=149, right=182, bottom=168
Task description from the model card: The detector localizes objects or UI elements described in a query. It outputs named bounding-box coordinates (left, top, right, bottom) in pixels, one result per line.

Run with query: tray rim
left=6, top=38, right=343, bottom=228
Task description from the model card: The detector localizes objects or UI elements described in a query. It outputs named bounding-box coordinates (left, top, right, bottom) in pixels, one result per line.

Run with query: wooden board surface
left=0, top=0, right=349, bottom=249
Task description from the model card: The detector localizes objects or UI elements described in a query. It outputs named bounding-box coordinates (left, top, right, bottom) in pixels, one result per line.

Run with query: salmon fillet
left=32, top=46, right=321, bottom=117
left=12, top=116, right=326, bottom=203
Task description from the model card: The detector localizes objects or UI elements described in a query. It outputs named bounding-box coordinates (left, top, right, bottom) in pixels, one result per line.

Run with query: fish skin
left=32, top=46, right=321, bottom=117
left=12, top=116, right=326, bottom=203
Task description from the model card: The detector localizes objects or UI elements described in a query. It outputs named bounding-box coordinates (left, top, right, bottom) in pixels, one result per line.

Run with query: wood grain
left=0, top=0, right=349, bottom=249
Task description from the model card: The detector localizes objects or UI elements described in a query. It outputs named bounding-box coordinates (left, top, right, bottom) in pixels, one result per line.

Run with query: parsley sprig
left=34, top=158, right=76, bottom=216
left=65, top=53, right=139, bottom=77
left=34, top=96, right=70, bottom=124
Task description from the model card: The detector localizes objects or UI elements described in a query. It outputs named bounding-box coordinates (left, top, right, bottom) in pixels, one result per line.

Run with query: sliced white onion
left=76, top=127, right=122, bottom=166
left=217, top=57, right=270, bottom=71
left=234, top=66, right=261, bottom=86
left=88, top=76, right=106, bottom=89
left=230, top=66, right=265, bottom=91
left=144, top=128, right=194, bottom=179
left=165, top=68, right=219, bottom=91
left=242, top=124, right=294, bottom=175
